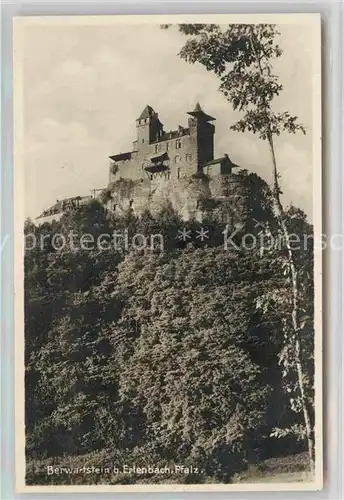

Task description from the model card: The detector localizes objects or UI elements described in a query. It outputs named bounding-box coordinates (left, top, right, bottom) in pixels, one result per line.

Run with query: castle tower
left=188, top=103, right=215, bottom=169
left=136, top=105, right=164, bottom=152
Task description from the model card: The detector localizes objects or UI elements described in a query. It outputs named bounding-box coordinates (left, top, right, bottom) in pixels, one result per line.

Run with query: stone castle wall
left=104, top=173, right=250, bottom=225
left=109, top=131, right=199, bottom=185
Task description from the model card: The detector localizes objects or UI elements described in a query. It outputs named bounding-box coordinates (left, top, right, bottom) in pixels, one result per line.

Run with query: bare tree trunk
left=267, top=134, right=315, bottom=470
left=247, top=25, right=314, bottom=471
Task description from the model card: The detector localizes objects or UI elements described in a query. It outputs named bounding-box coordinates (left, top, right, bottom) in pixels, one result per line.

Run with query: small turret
left=136, top=105, right=164, bottom=148
left=138, top=105, right=155, bottom=121
left=187, top=102, right=216, bottom=122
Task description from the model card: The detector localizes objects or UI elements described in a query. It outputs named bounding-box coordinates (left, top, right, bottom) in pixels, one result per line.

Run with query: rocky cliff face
left=102, top=171, right=272, bottom=229
left=34, top=170, right=273, bottom=231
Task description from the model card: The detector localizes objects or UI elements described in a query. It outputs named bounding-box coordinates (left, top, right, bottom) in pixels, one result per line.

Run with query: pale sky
left=21, top=21, right=316, bottom=220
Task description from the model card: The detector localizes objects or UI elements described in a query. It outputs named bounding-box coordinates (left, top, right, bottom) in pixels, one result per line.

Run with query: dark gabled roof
left=109, top=152, right=132, bottom=162
left=138, top=105, right=155, bottom=120
left=149, top=151, right=169, bottom=162
left=144, top=164, right=169, bottom=173
left=202, top=157, right=227, bottom=167
left=187, top=102, right=215, bottom=122
left=202, top=155, right=238, bottom=167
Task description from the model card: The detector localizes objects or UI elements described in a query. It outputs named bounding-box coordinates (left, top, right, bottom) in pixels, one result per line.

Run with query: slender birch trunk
left=247, top=27, right=314, bottom=468
left=267, top=134, right=315, bottom=470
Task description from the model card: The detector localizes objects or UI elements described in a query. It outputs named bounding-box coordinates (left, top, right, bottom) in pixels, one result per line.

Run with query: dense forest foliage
left=24, top=172, right=314, bottom=485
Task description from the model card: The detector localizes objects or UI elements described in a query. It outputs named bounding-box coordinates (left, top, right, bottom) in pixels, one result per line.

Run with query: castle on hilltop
left=108, top=103, right=237, bottom=183
left=37, top=103, right=244, bottom=223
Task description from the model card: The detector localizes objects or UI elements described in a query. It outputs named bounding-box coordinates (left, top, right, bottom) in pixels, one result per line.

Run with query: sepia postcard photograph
left=14, top=14, right=322, bottom=492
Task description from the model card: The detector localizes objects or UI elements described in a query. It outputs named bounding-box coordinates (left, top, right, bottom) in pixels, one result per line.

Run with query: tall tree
left=166, top=23, right=314, bottom=467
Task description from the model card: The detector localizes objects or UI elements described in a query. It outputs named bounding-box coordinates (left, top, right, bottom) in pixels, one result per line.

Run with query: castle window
left=166, top=142, right=169, bottom=151
left=142, top=139, right=144, bottom=143
left=155, top=144, right=159, bottom=153
left=177, top=168, right=181, bottom=179
left=186, top=154, right=192, bottom=163
left=174, top=155, right=181, bottom=164
left=176, top=139, right=182, bottom=149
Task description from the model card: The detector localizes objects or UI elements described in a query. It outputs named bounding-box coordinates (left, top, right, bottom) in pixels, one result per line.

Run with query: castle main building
left=109, top=103, right=236, bottom=183
left=36, top=103, right=240, bottom=224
